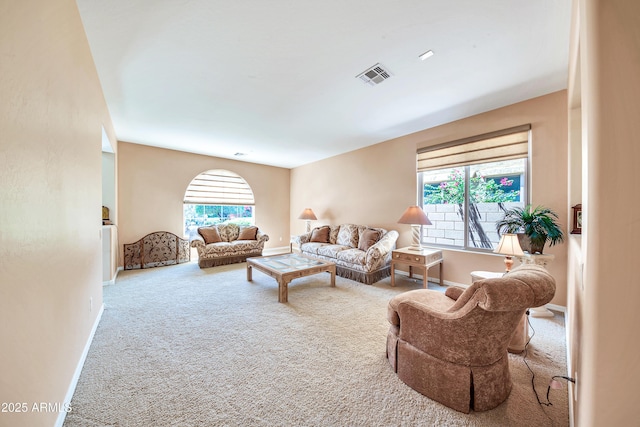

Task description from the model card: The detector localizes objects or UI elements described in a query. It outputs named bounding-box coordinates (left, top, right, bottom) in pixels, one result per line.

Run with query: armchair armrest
left=445, top=286, right=465, bottom=301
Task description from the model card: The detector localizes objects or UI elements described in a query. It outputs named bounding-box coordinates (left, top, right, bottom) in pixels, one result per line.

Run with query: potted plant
left=495, top=205, right=565, bottom=254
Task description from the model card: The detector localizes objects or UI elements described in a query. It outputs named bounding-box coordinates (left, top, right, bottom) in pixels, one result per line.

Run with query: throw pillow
left=198, top=227, right=222, bottom=244
left=238, top=226, right=258, bottom=240
left=337, top=224, right=359, bottom=247
left=310, top=226, right=330, bottom=243
left=358, top=228, right=383, bottom=251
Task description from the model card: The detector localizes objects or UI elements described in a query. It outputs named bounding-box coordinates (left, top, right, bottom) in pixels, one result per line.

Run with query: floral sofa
left=191, top=223, right=269, bottom=268
left=294, top=224, right=399, bottom=284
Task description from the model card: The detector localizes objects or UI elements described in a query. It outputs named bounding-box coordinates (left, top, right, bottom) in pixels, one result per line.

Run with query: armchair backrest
left=448, top=264, right=555, bottom=314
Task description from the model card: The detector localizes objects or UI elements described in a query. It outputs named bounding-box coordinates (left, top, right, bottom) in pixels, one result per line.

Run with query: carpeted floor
left=64, top=261, right=569, bottom=426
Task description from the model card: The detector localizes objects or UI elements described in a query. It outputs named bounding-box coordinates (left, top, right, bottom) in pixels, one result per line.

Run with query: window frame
left=417, top=126, right=531, bottom=253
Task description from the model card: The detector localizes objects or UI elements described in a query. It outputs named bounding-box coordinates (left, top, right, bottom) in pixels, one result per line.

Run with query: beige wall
left=570, top=0, right=640, bottom=425
left=292, top=91, right=569, bottom=306
left=117, top=142, right=290, bottom=262
left=0, top=1, right=117, bottom=426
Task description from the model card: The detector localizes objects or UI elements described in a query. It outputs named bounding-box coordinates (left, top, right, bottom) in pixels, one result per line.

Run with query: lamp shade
left=397, top=206, right=432, bottom=225
left=494, top=234, right=525, bottom=256
left=298, top=208, right=317, bottom=221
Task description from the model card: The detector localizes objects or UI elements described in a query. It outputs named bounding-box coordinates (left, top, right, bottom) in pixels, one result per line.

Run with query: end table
left=390, top=247, right=443, bottom=288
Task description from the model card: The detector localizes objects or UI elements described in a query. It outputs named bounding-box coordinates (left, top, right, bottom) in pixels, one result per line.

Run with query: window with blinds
left=184, top=169, right=255, bottom=205
left=417, top=125, right=530, bottom=251
left=183, top=169, right=255, bottom=239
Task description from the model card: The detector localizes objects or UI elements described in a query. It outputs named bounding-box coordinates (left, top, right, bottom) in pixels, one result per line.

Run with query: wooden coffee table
left=246, top=253, right=336, bottom=303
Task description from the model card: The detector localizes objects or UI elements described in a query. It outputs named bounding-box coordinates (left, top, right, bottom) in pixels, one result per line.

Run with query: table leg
left=423, top=266, right=428, bottom=288
left=247, top=264, right=252, bottom=281
left=329, top=267, right=336, bottom=287
left=390, top=262, right=396, bottom=287
left=439, top=262, right=443, bottom=286
left=278, top=279, right=288, bottom=303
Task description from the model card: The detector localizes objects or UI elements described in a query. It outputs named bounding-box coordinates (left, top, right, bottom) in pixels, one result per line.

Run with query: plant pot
left=517, top=233, right=545, bottom=254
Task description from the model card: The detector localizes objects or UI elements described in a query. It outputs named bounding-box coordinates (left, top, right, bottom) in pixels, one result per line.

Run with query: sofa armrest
left=190, top=235, right=205, bottom=254
left=365, top=230, right=399, bottom=270
left=257, top=230, right=270, bottom=246
left=294, top=231, right=313, bottom=246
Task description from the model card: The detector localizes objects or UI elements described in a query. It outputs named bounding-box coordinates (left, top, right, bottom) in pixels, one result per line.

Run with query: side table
left=390, top=247, right=443, bottom=288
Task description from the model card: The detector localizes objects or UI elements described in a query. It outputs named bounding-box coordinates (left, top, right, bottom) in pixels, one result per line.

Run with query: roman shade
left=184, top=169, right=255, bottom=205
left=417, top=124, right=531, bottom=172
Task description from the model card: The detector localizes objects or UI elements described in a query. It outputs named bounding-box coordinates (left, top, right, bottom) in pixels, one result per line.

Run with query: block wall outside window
left=422, top=201, right=523, bottom=249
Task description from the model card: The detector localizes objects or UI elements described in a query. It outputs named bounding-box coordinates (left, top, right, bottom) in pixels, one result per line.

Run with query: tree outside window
left=420, top=158, right=526, bottom=250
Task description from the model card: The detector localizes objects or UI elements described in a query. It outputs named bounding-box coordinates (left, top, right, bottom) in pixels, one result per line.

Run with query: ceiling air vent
left=356, top=63, right=392, bottom=86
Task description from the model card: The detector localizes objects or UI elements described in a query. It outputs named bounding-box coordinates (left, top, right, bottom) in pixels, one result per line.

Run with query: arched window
left=183, top=169, right=255, bottom=239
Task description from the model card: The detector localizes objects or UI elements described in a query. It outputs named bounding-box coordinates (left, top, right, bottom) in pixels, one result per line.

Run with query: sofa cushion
left=238, top=226, right=258, bottom=240
left=198, top=227, right=222, bottom=244
left=317, top=244, right=349, bottom=258
left=336, top=248, right=366, bottom=265
left=337, top=224, right=360, bottom=247
left=310, top=226, right=331, bottom=243
left=358, top=228, right=383, bottom=251
left=301, top=242, right=326, bottom=255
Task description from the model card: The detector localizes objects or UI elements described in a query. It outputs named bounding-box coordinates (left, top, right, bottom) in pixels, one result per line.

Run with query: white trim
left=102, top=266, right=122, bottom=286
left=393, top=270, right=466, bottom=288
left=55, top=304, right=104, bottom=427
left=262, top=246, right=291, bottom=256
left=564, top=305, right=575, bottom=427
left=547, top=303, right=566, bottom=313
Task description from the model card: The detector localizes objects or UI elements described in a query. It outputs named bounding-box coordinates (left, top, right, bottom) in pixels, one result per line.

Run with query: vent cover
left=356, top=63, right=392, bottom=86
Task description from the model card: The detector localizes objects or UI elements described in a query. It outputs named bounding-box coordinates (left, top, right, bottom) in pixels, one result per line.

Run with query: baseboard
left=263, top=246, right=291, bottom=256
left=547, top=303, right=566, bottom=313
left=55, top=303, right=104, bottom=427
left=102, top=267, right=122, bottom=286
left=564, top=305, right=575, bottom=427
left=394, top=270, right=466, bottom=288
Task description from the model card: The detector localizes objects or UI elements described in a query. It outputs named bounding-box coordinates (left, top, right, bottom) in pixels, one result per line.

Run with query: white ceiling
left=78, top=0, right=571, bottom=169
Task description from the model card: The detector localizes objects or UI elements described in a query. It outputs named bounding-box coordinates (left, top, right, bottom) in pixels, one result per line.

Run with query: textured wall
left=0, top=0, right=117, bottom=426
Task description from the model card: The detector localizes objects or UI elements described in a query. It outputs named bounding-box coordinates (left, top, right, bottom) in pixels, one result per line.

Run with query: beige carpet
left=64, top=261, right=569, bottom=426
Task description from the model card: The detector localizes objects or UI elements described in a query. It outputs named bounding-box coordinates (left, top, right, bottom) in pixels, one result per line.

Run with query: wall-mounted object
left=571, top=204, right=582, bottom=234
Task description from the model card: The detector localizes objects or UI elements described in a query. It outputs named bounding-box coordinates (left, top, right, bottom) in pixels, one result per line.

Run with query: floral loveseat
left=191, top=223, right=269, bottom=268
left=294, top=224, right=399, bottom=284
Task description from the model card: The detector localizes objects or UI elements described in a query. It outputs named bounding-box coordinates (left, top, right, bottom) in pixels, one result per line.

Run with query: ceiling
left=77, top=0, right=571, bottom=169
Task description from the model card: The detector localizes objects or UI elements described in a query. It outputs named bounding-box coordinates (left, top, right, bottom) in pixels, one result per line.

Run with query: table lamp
left=494, top=233, right=525, bottom=272
left=298, top=208, right=317, bottom=232
left=397, top=206, right=432, bottom=250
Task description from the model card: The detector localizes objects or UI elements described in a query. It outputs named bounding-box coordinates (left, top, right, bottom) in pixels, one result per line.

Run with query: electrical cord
left=521, top=311, right=576, bottom=408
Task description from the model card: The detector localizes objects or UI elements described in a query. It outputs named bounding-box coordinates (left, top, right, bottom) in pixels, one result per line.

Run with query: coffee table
left=246, top=253, right=336, bottom=303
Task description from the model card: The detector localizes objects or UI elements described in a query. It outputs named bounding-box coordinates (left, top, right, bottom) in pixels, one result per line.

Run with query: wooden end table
left=390, top=247, right=443, bottom=288
left=247, top=253, right=335, bottom=303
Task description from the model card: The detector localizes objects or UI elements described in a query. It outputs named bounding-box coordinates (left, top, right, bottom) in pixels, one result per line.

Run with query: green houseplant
left=495, top=205, right=565, bottom=254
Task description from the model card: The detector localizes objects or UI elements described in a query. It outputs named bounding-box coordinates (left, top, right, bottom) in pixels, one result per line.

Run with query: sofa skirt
left=336, top=265, right=391, bottom=285
left=197, top=252, right=262, bottom=268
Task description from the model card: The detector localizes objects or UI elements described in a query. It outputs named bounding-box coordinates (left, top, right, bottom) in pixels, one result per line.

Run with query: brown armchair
left=386, top=264, right=555, bottom=413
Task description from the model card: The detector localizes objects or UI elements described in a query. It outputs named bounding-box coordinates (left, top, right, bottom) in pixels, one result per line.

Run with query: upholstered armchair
left=386, top=264, right=556, bottom=413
